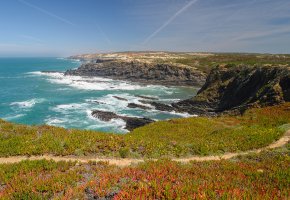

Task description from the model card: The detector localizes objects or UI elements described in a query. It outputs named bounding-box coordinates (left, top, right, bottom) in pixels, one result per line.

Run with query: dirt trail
left=0, top=130, right=289, bottom=167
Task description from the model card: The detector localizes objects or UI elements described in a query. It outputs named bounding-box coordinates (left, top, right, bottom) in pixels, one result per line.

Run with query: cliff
left=65, top=60, right=206, bottom=86
left=172, top=65, right=290, bottom=115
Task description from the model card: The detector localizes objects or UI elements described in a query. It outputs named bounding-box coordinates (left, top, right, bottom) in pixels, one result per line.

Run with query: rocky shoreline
left=63, top=58, right=290, bottom=130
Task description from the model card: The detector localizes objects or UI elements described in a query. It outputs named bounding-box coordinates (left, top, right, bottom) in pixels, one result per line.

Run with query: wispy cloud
left=18, top=0, right=75, bottom=26
left=96, top=24, right=112, bottom=45
left=142, top=0, right=199, bottom=45
left=232, top=27, right=290, bottom=41
left=18, top=34, right=44, bottom=44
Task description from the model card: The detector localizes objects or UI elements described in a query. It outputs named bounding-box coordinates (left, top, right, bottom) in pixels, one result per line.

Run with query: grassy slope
left=0, top=103, right=289, bottom=158
left=0, top=148, right=289, bottom=199
left=72, top=52, right=290, bottom=73
left=169, top=53, right=290, bottom=73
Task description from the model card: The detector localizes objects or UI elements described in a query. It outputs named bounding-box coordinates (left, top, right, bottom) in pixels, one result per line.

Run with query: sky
left=0, top=0, right=289, bottom=56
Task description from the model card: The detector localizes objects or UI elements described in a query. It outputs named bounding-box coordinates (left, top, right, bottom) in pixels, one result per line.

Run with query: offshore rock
left=91, top=110, right=154, bottom=131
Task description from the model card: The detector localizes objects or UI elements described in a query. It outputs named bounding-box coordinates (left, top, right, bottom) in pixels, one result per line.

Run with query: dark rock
left=127, top=103, right=151, bottom=110
left=138, top=100, right=151, bottom=104
left=125, top=117, right=154, bottom=131
left=149, top=102, right=175, bottom=112
left=91, top=100, right=106, bottom=105
left=113, top=96, right=128, bottom=101
left=91, top=110, right=120, bottom=121
left=172, top=65, right=290, bottom=115
left=91, top=110, right=154, bottom=131
left=95, top=59, right=115, bottom=63
left=136, top=95, right=158, bottom=100
left=65, top=60, right=206, bottom=87
left=138, top=100, right=176, bottom=112
left=151, top=102, right=175, bottom=112
left=41, top=70, right=62, bottom=73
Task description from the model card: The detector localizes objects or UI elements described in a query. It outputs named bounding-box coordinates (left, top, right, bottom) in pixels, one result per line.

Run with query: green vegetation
left=169, top=53, right=290, bottom=73
left=0, top=149, right=289, bottom=199
left=75, top=52, right=290, bottom=73
left=0, top=103, right=289, bottom=158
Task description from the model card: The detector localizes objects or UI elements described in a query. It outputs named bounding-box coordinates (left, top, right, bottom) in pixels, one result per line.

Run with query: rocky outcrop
left=113, top=96, right=128, bottom=101
left=172, top=65, right=290, bottom=115
left=91, top=110, right=154, bottom=131
left=139, top=101, right=175, bottom=112
left=135, top=95, right=158, bottom=100
left=125, top=117, right=154, bottom=131
left=127, top=103, right=151, bottom=110
left=92, top=110, right=120, bottom=121
left=65, top=60, right=206, bottom=86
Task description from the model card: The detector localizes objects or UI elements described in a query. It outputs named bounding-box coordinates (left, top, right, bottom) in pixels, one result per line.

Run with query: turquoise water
left=0, top=58, right=197, bottom=133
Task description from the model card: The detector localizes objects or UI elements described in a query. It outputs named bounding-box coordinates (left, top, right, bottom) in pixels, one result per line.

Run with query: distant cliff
left=172, top=65, right=290, bottom=115
left=65, top=60, right=206, bottom=87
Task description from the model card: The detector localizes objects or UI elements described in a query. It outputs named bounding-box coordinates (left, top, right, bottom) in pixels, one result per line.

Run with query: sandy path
left=0, top=130, right=289, bottom=167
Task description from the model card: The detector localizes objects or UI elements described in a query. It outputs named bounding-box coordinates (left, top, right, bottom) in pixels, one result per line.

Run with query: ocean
left=0, top=58, right=198, bottom=133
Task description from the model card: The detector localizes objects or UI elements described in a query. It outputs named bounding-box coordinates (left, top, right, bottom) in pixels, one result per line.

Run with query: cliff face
left=65, top=61, right=206, bottom=86
left=172, top=66, right=290, bottom=115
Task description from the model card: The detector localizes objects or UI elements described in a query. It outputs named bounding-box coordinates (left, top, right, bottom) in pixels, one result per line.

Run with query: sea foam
left=30, top=71, right=146, bottom=91
left=10, top=98, right=45, bottom=109
left=3, top=114, right=26, bottom=120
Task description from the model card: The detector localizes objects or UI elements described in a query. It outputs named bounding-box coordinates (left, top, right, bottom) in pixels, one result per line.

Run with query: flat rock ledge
left=127, top=103, right=151, bottom=110
left=91, top=110, right=154, bottom=131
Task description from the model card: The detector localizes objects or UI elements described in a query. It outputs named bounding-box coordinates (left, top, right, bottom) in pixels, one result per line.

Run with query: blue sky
left=0, top=0, right=289, bottom=56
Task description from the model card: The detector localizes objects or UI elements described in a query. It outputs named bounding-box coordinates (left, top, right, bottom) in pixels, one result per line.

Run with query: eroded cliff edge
left=172, top=65, right=290, bottom=115
left=65, top=60, right=207, bottom=87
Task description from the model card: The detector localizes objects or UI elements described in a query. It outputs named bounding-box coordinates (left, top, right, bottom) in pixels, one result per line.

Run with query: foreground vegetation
left=0, top=103, right=289, bottom=158
left=0, top=148, right=289, bottom=199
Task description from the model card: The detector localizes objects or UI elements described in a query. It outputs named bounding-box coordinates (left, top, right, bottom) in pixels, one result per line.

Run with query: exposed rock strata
left=65, top=60, right=206, bottom=86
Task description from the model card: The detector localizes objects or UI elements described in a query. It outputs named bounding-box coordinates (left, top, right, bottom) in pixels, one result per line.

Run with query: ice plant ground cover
left=0, top=148, right=289, bottom=199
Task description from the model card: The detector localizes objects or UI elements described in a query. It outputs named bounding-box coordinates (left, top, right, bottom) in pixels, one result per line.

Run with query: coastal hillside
left=1, top=0, right=289, bottom=198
